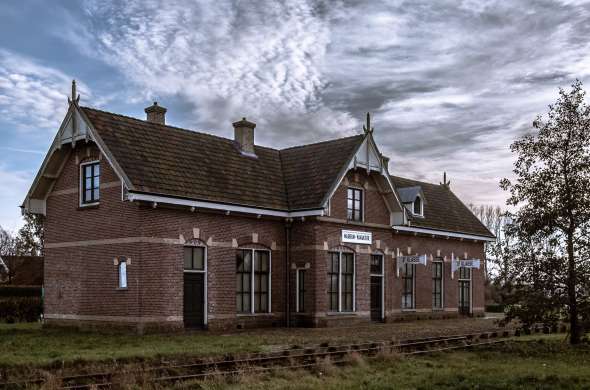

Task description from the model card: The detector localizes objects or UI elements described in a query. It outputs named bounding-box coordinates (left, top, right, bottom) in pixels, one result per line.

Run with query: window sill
left=432, top=308, right=444, bottom=312
left=116, top=287, right=128, bottom=291
left=326, top=311, right=357, bottom=316
left=401, top=309, right=416, bottom=312
left=78, top=204, right=100, bottom=210
left=237, top=312, right=275, bottom=317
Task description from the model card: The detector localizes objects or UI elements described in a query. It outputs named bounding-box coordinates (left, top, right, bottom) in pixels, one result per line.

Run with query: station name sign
left=341, top=230, right=372, bottom=245
left=397, top=255, right=428, bottom=266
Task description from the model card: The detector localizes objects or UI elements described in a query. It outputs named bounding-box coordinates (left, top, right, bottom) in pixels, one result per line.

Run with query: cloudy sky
left=1, top=0, right=589, bottom=231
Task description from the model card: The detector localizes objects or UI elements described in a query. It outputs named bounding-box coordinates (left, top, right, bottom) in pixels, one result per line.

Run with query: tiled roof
left=80, top=106, right=493, bottom=238
left=397, top=186, right=423, bottom=204
left=391, top=176, right=494, bottom=238
left=82, top=107, right=363, bottom=211
left=280, top=135, right=364, bottom=209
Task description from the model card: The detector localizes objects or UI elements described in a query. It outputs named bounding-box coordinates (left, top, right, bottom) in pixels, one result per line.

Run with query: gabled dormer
left=398, top=186, right=426, bottom=218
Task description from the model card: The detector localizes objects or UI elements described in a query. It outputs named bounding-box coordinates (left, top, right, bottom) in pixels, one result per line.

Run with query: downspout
left=284, top=218, right=292, bottom=327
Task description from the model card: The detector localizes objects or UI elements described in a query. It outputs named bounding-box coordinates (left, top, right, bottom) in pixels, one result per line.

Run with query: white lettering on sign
left=341, top=230, right=372, bottom=245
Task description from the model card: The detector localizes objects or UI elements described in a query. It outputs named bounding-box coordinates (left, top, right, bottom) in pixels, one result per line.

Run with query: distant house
left=22, top=82, right=494, bottom=332
left=0, top=256, right=44, bottom=286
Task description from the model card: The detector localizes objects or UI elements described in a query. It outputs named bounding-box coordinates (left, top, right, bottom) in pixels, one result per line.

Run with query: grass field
left=186, top=338, right=590, bottom=389
left=0, top=317, right=510, bottom=368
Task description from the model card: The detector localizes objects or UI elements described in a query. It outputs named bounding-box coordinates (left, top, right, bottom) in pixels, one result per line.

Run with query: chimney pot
left=145, top=102, right=167, bottom=125
left=233, top=117, right=256, bottom=156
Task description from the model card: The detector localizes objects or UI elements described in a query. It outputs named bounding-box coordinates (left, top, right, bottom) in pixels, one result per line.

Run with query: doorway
left=458, top=267, right=471, bottom=316
left=184, top=246, right=207, bottom=328
left=370, top=254, right=384, bottom=322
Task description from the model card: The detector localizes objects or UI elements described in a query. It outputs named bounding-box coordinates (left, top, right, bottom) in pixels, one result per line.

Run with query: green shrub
left=0, top=297, right=42, bottom=323
left=0, top=286, right=42, bottom=297
left=485, top=304, right=505, bottom=313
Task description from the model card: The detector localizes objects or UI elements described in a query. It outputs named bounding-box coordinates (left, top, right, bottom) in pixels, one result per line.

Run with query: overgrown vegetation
left=160, top=339, right=590, bottom=389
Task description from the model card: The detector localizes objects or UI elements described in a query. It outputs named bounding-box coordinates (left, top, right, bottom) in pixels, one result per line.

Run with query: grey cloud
left=62, top=0, right=590, bottom=207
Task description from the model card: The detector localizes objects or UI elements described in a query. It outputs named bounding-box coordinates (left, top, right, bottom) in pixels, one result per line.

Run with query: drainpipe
left=284, top=218, right=292, bottom=327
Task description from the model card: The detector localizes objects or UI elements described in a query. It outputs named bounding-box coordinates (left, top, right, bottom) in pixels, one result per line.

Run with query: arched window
left=413, top=196, right=422, bottom=216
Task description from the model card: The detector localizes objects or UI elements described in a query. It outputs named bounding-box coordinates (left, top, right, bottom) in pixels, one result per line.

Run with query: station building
left=23, top=86, right=494, bottom=332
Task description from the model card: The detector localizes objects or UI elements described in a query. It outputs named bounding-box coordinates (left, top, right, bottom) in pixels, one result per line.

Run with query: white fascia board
left=127, top=192, right=325, bottom=218
left=392, top=225, right=496, bottom=242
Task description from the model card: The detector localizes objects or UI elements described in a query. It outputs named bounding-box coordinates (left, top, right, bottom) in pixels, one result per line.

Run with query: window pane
left=85, top=190, right=92, bottom=202
left=184, top=248, right=192, bottom=269
left=119, top=261, right=127, bottom=288
left=93, top=176, right=100, bottom=188
left=94, top=164, right=100, bottom=176
left=414, top=197, right=421, bottom=214
left=93, top=188, right=99, bottom=201
left=85, top=178, right=92, bottom=190
left=85, top=165, right=92, bottom=177
left=193, top=247, right=204, bottom=270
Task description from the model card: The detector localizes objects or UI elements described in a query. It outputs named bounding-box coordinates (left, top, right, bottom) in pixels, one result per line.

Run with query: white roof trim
left=127, top=192, right=325, bottom=218
left=392, top=225, right=496, bottom=242
left=321, top=134, right=404, bottom=215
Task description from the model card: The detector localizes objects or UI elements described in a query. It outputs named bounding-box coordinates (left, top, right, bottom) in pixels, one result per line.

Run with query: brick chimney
left=233, top=117, right=256, bottom=156
left=144, top=102, right=167, bottom=125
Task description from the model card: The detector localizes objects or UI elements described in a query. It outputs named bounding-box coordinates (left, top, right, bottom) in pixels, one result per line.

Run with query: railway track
left=0, top=327, right=549, bottom=389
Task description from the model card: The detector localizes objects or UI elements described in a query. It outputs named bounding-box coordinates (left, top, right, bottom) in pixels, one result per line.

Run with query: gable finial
left=68, top=79, right=80, bottom=105
left=363, top=112, right=373, bottom=134
left=440, top=171, right=451, bottom=188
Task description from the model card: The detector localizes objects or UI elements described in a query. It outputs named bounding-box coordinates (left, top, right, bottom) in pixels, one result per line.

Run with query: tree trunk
left=567, top=231, right=580, bottom=344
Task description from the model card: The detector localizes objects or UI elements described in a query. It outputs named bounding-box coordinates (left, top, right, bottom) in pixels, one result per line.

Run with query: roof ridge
left=390, top=175, right=443, bottom=188
left=279, top=134, right=364, bottom=151
left=81, top=106, right=284, bottom=152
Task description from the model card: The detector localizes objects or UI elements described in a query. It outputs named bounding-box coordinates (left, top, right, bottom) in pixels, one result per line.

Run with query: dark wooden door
left=458, top=280, right=471, bottom=316
left=184, top=272, right=205, bottom=328
left=370, top=276, right=383, bottom=321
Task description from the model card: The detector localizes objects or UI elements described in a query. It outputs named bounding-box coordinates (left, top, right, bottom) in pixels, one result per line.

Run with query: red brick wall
left=43, top=144, right=486, bottom=331
left=329, top=171, right=391, bottom=225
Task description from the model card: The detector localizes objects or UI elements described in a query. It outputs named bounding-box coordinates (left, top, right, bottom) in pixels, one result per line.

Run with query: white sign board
left=341, top=230, right=372, bottom=245
left=452, top=259, right=481, bottom=274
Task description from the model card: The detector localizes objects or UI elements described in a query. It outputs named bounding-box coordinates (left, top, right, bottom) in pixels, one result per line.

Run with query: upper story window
left=347, top=187, right=363, bottom=222
left=81, top=161, right=100, bottom=205
left=413, top=196, right=423, bottom=216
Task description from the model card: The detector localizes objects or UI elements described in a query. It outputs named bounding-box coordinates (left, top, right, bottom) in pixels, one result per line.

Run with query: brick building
left=22, top=84, right=494, bottom=332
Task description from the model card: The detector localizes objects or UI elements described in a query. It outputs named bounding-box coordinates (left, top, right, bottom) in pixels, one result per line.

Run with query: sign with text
left=451, top=259, right=481, bottom=274
left=397, top=255, right=428, bottom=268
left=341, top=230, right=372, bottom=245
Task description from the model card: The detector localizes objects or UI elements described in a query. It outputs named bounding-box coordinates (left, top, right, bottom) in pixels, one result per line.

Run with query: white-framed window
left=458, top=266, right=472, bottom=315
left=347, top=187, right=363, bottom=222
left=432, top=260, right=443, bottom=309
left=402, top=263, right=415, bottom=309
left=118, top=257, right=127, bottom=289
left=236, top=249, right=271, bottom=314
left=412, top=196, right=423, bottom=216
left=328, top=251, right=355, bottom=312
left=80, top=160, right=100, bottom=206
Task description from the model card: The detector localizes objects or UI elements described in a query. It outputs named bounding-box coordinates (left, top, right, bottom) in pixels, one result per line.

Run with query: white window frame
left=237, top=248, right=272, bottom=315
left=184, top=245, right=208, bottom=325
left=328, top=251, right=356, bottom=313
left=432, top=260, right=444, bottom=310
left=412, top=195, right=423, bottom=217
left=346, top=186, right=364, bottom=223
left=79, top=160, right=100, bottom=207
left=370, top=253, right=385, bottom=320
left=458, top=266, right=472, bottom=315
left=401, top=263, right=416, bottom=310
left=118, top=258, right=127, bottom=289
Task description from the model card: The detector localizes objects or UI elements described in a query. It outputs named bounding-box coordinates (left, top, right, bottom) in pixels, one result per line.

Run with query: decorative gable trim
left=22, top=103, right=133, bottom=215
left=320, top=133, right=406, bottom=225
